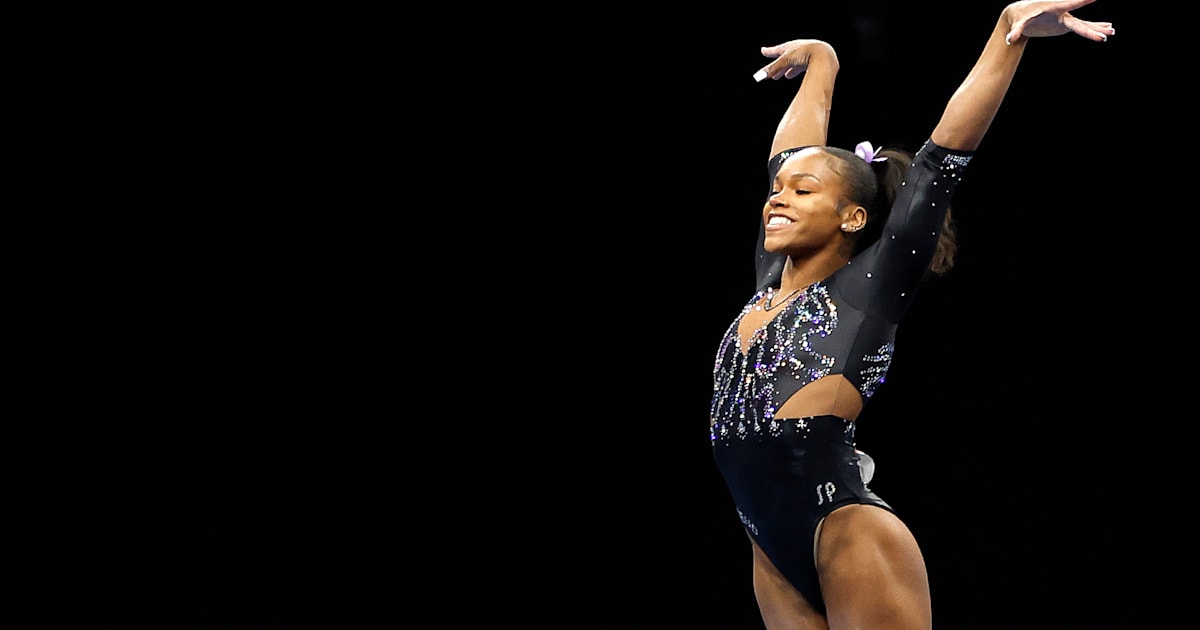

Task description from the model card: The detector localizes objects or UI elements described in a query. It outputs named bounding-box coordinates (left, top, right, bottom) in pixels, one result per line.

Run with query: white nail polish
left=753, top=69, right=767, bottom=82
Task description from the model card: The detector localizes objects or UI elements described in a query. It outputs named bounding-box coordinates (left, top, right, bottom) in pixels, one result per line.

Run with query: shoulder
left=913, top=139, right=974, bottom=171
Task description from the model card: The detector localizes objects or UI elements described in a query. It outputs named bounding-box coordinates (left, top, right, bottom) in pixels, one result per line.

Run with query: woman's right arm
left=750, top=40, right=839, bottom=291
left=754, top=40, right=840, bottom=159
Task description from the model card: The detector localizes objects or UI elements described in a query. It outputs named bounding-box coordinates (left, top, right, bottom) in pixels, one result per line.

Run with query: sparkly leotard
left=711, top=139, right=973, bottom=614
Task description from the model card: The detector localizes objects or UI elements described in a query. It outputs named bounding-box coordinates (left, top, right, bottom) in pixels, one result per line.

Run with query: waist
left=711, top=414, right=855, bottom=447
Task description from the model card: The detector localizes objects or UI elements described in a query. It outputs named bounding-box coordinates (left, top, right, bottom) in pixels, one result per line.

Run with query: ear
left=841, top=206, right=867, bottom=233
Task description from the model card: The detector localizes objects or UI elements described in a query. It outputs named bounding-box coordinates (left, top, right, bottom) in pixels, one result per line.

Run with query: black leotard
left=711, top=139, right=973, bottom=614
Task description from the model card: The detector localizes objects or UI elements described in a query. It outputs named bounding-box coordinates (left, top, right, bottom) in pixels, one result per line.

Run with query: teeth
left=767, top=216, right=793, bottom=226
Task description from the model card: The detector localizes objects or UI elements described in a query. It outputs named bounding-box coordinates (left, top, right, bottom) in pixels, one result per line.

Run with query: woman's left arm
left=930, top=0, right=1114, bottom=151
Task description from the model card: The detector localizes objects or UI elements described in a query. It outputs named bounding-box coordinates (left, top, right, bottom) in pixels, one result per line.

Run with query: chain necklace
left=764, top=288, right=800, bottom=311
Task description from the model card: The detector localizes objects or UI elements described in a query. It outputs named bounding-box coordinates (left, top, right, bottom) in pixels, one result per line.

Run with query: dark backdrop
left=83, top=2, right=1188, bottom=628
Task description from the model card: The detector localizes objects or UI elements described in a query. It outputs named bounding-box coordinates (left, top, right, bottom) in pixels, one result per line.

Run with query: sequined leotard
left=711, top=139, right=973, bottom=614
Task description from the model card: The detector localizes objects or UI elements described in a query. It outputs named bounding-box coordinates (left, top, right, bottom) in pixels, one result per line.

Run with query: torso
left=737, top=291, right=865, bottom=421
left=712, top=140, right=973, bottom=442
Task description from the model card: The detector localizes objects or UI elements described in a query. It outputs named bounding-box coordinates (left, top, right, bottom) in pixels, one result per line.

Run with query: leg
left=750, top=536, right=829, bottom=630
left=816, top=504, right=932, bottom=630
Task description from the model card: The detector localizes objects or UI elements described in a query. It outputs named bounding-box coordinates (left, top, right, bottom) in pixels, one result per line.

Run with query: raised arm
left=753, top=40, right=840, bottom=158
left=931, top=0, right=1114, bottom=151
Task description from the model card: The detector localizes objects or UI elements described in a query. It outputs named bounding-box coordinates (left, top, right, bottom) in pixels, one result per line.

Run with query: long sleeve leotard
left=712, top=140, right=973, bottom=433
left=709, top=139, right=973, bottom=613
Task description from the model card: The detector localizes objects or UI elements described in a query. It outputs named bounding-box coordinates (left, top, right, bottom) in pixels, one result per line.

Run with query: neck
left=780, top=253, right=849, bottom=293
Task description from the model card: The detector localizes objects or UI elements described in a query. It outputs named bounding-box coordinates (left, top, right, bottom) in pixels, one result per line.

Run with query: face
left=762, top=147, right=854, bottom=256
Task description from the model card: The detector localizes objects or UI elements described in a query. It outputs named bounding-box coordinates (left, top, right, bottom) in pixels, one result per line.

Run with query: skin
left=736, top=2, right=1114, bottom=628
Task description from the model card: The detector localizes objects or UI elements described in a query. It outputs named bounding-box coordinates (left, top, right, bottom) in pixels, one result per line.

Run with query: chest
left=734, top=286, right=838, bottom=355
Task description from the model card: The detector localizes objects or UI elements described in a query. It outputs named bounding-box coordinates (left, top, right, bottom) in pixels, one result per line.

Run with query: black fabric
left=712, top=415, right=887, bottom=615
left=711, top=140, right=975, bottom=613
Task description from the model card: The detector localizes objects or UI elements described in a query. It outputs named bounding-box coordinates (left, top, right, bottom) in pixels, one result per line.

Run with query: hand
left=753, top=39, right=837, bottom=82
left=1003, top=0, right=1115, bottom=44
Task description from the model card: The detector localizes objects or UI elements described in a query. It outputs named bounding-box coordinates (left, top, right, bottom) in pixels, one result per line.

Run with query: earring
left=841, top=223, right=849, bottom=230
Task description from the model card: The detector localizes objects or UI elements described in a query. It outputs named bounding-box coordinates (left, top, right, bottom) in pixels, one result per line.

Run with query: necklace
left=764, top=288, right=799, bottom=311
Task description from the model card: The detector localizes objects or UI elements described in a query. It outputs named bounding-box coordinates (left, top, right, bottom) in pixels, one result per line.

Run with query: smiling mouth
left=767, top=215, right=794, bottom=226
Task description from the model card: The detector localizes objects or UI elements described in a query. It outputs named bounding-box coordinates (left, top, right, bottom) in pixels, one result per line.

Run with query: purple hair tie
left=855, top=141, right=887, bottom=163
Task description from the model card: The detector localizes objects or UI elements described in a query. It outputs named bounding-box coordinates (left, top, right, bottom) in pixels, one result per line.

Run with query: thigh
left=816, top=504, right=932, bottom=630
left=750, top=538, right=829, bottom=630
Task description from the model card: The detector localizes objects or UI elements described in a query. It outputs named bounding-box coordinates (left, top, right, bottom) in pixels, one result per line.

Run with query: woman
left=709, top=2, right=1114, bottom=628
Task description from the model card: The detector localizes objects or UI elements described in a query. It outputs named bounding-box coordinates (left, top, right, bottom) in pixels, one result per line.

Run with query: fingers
left=1071, top=18, right=1115, bottom=41
left=753, top=61, right=808, bottom=82
left=755, top=39, right=833, bottom=81
left=1056, top=14, right=1114, bottom=42
left=755, top=44, right=783, bottom=81
left=1005, top=18, right=1027, bottom=44
left=1059, top=0, right=1099, bottom=11
left=1006, top=8, right=1115, bottom=44
left=754, top=56, right=779, bottom=82
left=760, top=44, right=784, bottom=59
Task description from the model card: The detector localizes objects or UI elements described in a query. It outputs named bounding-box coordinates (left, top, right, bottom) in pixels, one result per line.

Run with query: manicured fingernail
left=753, top=69, right=767, bottom=82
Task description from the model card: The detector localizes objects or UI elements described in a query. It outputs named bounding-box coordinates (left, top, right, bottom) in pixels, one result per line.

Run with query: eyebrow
left=781, top=171, right=821, bottom=184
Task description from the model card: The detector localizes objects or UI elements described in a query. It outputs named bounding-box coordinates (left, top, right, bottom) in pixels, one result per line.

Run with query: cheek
left=803, top=206, right=838, bottom=223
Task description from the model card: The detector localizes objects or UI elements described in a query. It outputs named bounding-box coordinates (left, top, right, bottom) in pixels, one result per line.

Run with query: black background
left=75, top=2, right=1191, bottom=627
